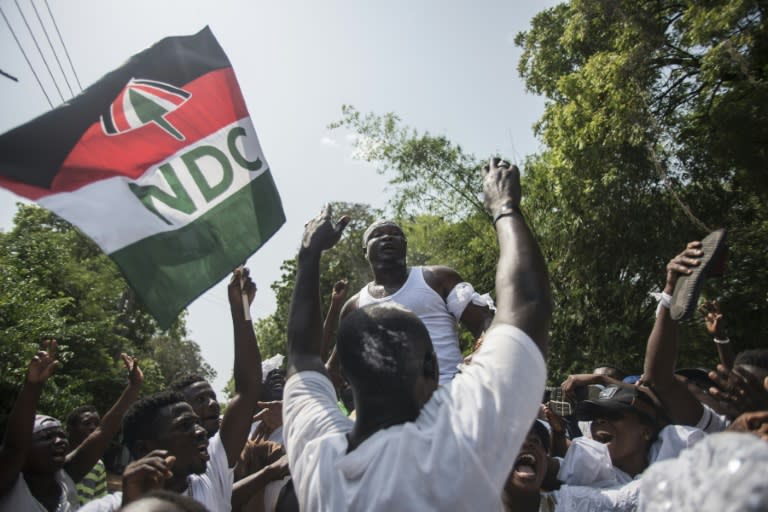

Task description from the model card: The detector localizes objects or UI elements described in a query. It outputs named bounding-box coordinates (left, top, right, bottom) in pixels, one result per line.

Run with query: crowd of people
left=1, top=159, right=767, bottom=511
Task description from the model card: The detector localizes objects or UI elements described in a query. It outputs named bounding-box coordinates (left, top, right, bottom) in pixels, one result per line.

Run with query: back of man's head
left=121, top=490, right=209, bottom=512
left=337, top=303, right=436, bottom=398
left=169, top=374, right=207, bottom=392
left=123, top=390, right=185, bottom=458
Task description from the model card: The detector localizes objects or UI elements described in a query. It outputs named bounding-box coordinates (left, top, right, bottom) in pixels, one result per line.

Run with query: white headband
left=33, top=415, right=62, bottom=434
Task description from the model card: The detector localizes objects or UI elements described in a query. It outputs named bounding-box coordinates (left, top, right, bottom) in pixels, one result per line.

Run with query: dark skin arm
left=65, top=354, right=143, bottom=482
left=642, top=241, right=704, bottom=426
left=320, top=280, right=349, bottom=361
left=482, top=158, right=550, bottom=355
left=221, top=267, right=262, bottom=466
left=543, top=405, right=570, bottom=458
left=324, top=293, right=359, bottom=394
left=231, top=455, right=290, bottom=511
left=699, top=300, right=735, bottom=370
left=560, top=373, right=623, bottom=401
left=287, top=205, right=350, bottom=378
left=0, top=340, right=59, bottom=496
left=422, top=266, right=494, bottom=339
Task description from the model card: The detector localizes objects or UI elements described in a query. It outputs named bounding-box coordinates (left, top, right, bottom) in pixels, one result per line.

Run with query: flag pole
left=238, top=265, right=251, bottom=321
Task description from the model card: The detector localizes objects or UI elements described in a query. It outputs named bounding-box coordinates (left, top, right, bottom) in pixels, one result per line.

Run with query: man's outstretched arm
left=66, top=354, right=143, bottom=482
left=484, top=158, right=551, bottom=357
left=220, top=267, right=262, bottom=466
left=287, top=205, right=350, bottom=378
left=0, top=340, right=59, bottom=495
left=320, top=280, right=349, bottom=362
left=642, top=242, right=704, bottom=426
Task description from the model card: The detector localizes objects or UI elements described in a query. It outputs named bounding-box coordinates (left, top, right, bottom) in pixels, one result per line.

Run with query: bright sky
left=0, top=0, right=557, bottom=394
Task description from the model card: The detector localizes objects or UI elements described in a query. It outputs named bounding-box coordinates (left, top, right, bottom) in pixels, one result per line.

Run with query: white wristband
left=713, top=337, right=730, bottom=345
left=655, top=292, right=672, bottom=317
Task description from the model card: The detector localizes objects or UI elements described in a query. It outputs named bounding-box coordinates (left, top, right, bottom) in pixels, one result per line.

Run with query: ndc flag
left=0, top=27, right=285, bottom=328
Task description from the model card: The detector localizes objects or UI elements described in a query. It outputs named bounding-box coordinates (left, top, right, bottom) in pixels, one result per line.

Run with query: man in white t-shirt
left=283, top=158, right=551, bottom=510
left=80, top=390, right=234, bottom=511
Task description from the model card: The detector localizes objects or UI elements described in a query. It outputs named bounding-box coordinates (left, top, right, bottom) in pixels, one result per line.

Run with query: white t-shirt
left=248, top=422, right=285, bottom=445
left=0, top=470, right=79, bottom=511
left=80, top=433, right=234, bottom=511
left=694, top=403, right=730, bottom=433
left=283, top=323, right=546, bottom=511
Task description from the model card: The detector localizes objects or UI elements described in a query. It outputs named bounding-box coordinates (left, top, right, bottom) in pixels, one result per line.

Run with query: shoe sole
left=670, top=229, right=727, bottom=321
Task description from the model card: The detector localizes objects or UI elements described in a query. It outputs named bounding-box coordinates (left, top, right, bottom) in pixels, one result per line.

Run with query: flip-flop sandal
left=670, top=228, right=728, bottom=321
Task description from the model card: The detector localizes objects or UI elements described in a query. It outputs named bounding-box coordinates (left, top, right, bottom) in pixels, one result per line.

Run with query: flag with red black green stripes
left=0, top=27, right=285, bottom=328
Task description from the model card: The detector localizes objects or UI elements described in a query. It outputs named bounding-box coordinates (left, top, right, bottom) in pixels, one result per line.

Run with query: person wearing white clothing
left=80, top=391, right=234, bottom=511
left=283, top=158, right=551, bottom=510
left=337, top=219, right=495, bottom=385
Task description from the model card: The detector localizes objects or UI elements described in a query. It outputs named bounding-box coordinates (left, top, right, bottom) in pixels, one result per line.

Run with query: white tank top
left=357, top=267, right=462, bottom=384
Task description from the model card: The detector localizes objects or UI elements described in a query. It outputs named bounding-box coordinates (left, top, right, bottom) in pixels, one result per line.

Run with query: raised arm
left=642, top=241, right=704, bottom=425
left=231, top=454, right=289, bottom=510
left=699, top=300, right=735, bottom=370
left=320, top=280, right=349, bottom=361
left=424, top=266, right=494, bottom=339
left=483, top=158, right=551, bottom=356
left=65, top=354, right=143, bottom=482
left=287, top=205, right=350, bottom=378
left=220, top=267, right=262, bottom=466
left=0, top=340, right=59, bottom=495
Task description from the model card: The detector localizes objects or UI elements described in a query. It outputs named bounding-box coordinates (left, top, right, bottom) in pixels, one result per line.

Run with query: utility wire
left=42, top=0, right=81, bottom=91
left=15, top=0, right=64, bottom=102
left=29, top=0, right=73, bottom=97
left=0, top=68, right=19, bottom=81
left=0, top=5, right=53, bottom=107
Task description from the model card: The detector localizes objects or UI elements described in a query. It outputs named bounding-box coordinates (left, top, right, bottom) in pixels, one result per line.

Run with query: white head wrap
left=261, top=354, right=285, bottom=382
left=33, top=414, right=62, bottom=434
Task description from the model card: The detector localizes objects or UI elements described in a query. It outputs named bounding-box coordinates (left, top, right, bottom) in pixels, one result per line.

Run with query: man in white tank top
left=340, top=220, right=494, bottom=383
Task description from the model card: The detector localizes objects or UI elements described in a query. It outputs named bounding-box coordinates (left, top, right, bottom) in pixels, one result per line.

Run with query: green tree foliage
left=0, top=204, right=213, bottom=429
left=252, top=1, right=767, bottom=383
left=324, top=0, right=768, bottom=380
left=514, top=0, right=768, bottom=378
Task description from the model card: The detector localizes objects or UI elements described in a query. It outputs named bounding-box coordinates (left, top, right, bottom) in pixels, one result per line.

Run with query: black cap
left=530, top=419, right=550, bottom=453
left=575, top=384, right=659, bottom=424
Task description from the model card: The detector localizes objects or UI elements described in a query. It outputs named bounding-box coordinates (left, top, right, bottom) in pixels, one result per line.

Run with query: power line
left=0, top=68, right=19, bottom=81
left=42, top=0, right=81, bottom=91
left=0, top=5, right=53, bottom=107
left=29, top=0, right=73, bottom=97
left=14, top=0, right=64, bottom=102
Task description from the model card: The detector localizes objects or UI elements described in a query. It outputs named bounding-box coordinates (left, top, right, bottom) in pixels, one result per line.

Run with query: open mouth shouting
left=51, top=447, right=68, bottom=465
left=592, top=427, right=615, bottom=444
left=512, top=451, right=540, bottom=481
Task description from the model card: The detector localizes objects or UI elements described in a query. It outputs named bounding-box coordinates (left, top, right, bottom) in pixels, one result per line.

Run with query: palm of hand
left=302, top=206, right=349, bottom=252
